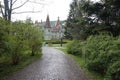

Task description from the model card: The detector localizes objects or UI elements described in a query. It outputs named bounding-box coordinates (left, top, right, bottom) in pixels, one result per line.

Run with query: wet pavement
left=3, top=47, right=89, bottom=80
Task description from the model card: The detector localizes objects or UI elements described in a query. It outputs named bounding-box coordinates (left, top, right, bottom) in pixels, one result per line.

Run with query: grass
left=49, top=43, right=67, bottom=47
left=0, top=53, right=42, bottom=80
left=59, top=47, right=85, bottom=67
left=44, top=39, right=72, bottom=47
left=57, top=46, right=103, bottom=80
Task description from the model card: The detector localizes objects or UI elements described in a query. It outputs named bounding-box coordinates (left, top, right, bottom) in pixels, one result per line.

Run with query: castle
left=40, top=15, right=65, bottom=40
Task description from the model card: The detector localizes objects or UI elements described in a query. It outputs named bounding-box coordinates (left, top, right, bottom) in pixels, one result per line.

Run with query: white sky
left=0, top=0, right=100, bottom=22
left=12, top=0, right=73, bottom=22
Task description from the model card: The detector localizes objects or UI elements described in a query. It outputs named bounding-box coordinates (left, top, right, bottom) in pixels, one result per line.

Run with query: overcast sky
left=11, top=0, right=73, bottom=22
left=0, top=0, right=100, bottom=22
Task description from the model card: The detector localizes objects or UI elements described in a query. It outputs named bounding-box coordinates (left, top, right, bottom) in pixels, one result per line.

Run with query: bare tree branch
left=1, top=0, right=46, bottom=21
left=12, top=0, right=29, bottom=10
left=28, top=1, right=47, bottom=5
left=12, top=11, right=42, bottom=14
left=12, top=0, right=17, bottom=5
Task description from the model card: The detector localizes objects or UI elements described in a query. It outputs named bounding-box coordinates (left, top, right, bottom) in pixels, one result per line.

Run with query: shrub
left=0, top=18, right=8, bottom=56
left=45, top=39, right=68, bottom=44
left=5, top=34, right=24, bottom=65
left=31, top=40, right=42, bottom=56
left=26, top=25, right=43, bottom=56
left=83, top=34, right=120, bottom=80
left=67, top=40, right=82, bottom=56
left=0, top=20, right=43, bottom=65
left=105, top=60, right=120, bottom=80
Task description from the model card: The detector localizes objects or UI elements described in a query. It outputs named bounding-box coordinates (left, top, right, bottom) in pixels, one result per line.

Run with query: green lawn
left=47, top=43, right=67, bottom=47
left=57, top=46, right=103, bottom=80
left=0, top=53, right=42, bottom=80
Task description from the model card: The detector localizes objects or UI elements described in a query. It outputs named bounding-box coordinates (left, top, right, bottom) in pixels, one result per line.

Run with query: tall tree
left=66, top=0, right=89, bottom=40
left=83, top=0, right=120, bottom=36
left=66, top=0, right=120, bottom=40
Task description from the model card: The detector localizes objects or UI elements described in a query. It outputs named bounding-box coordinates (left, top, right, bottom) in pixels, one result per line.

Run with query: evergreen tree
left=66, top=0, right=120, bottom=40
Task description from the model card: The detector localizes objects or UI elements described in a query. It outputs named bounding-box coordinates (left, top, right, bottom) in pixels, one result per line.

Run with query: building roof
left=45, top=15, right=51, bottom=28
left=51, top=17, right=61, bottom=32
left=40, top=15, right=65, bottom=32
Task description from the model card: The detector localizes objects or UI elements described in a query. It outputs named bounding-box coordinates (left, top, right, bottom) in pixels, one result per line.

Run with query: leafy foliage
left=66, top=0, right=120, bottom=80
left=65, top=0, right=120, bottom=40
left=85, top=34, right=120, bottom=80
left=0, top=18, right=43, bottom=65
left=67, top=40, right=82, bottom=56
left=0, top=18, right=8, bottom=56
left=67, top=34, right=120, bottom=80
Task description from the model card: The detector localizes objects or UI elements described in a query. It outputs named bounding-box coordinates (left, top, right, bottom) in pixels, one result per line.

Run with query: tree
left=0, top=0, right=46, bottom=22
left=0, top=0, right=29, bottom=21
left=82, top=0, right=120, bottom=36
left=3, top=20, right=42, bottom=65
left=66, top=0, right=120, bottom=40
left=65, top=0, right=79, bottom=39
left=66, top=0, right=90, bottom=40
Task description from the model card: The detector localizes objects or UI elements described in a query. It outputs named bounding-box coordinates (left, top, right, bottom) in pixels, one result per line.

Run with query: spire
left=58, top=16, right=59, bottom=21
left=45, top=14, right=51, bottom=28
left=55, top=16, right=60, bottom=27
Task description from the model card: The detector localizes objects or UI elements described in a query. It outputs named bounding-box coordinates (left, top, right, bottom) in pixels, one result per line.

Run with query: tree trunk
left=31, top=50, right=35, bottom=56
left=12, top=53, right=19, bottom=65
left=4, top=0, right=8, bottom=20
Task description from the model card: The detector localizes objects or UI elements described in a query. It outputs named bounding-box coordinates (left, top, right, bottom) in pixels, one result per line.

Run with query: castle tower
left=55, top=17, right=60, bottom=27
left=45, top=14, right=51, bottom=28
left=44, top=14, right=52, bottom=40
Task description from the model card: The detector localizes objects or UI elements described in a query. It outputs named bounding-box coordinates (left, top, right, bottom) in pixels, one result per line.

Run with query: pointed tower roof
left=51, top=17, right=61, bottom=32
left=45, top=14, right=51, bottom=28
left=54, top=17, right=60, bottom=28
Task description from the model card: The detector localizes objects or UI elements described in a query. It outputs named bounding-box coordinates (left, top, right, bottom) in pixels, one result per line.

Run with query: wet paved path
left=4, top=47, right=89, bottom=80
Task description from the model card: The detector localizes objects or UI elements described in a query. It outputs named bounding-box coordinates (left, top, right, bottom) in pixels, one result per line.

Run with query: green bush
left=83, top=34, right=120, bottom=80
left=105, top=60, right=120, bottom=80
left=67, top=34, right=120, bottom=80
left=0, top=18, right=43, bottom=79
left=31, top=40, right=42, bottom=56
left=0, top=18, right=8, bottom=56
left=84, top=35, right=111, bottom=74
left=67, top=40, right=82, bottom=56
left=0, top=19, right=43, bottom=65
